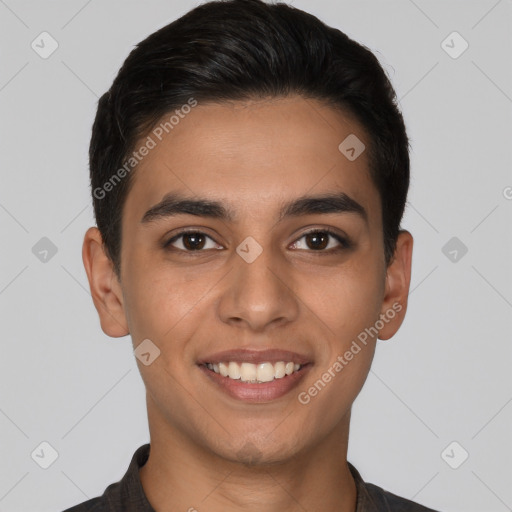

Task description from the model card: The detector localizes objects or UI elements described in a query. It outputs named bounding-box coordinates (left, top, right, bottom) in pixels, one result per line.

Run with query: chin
left=211, top=435, right=301, bottom=468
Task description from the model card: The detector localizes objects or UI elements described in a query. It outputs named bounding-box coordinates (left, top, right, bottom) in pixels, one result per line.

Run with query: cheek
left=295, top=271, right=381, bottom=429
left=121, top=256, right=215, bottom=351
left=300, top=264, right=384, bottom=338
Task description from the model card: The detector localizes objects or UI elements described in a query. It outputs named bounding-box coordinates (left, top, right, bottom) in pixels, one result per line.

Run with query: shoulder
left=60, top=443, right=153, bottom=512
left=61, top=496, right=106, bottom=512
left=348, top=462, right=440, bottom=512
left=60, top=472, right=135, bottom=512
left=364, top=481, right=440, bottom=512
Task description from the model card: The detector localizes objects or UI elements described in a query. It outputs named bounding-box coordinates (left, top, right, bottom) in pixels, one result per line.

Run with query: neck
left=139, top=399, right=357, bottom=512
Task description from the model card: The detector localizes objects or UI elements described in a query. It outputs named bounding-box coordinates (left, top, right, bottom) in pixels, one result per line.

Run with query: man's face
left=87, top=96, right=410, bottom=464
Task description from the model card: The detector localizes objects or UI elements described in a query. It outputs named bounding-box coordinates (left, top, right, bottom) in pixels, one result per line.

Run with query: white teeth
left=219, top=362, right=229, bottom=377
left=228, top=361, right=241, bottom=379
left=274, top=361, right=286, bottom=378
left=207, top=360, right=303, bottom=383
left=240, top=362, right=257, bottom=382
left=256, top=362, right=275, bottom=383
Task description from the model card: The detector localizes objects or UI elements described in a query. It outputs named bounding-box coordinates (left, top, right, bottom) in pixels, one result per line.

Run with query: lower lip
left=199, top=364, right=311, bottom=403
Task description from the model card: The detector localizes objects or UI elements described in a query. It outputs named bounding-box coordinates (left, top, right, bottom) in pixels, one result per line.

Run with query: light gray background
left=1, top=1, right=511, bottom=511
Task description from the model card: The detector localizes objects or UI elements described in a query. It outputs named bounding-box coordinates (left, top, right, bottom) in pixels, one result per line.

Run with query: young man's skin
left=82, top=95, right=413, bottom=512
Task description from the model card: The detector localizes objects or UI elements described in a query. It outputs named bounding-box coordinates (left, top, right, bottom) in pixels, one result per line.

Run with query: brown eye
left=165, top=231, right=222, bottom=252
left=290, top=229, right=350, bottom=252
left=182, top=233, right=206, bottom=250
left=305, top=232, right=329, bottom=250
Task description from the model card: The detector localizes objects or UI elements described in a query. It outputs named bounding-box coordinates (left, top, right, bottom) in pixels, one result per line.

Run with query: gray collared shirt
left=62, top=444, right=440, bottom=511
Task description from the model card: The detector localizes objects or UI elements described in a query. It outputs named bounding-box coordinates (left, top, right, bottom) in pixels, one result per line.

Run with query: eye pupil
left=183, top=233, right=205, bottom=250
left=306, top=232, right=329, bottom=250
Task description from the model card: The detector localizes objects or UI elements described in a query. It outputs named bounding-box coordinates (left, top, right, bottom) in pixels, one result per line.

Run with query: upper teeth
left=206, top=361, right=301, bottom=383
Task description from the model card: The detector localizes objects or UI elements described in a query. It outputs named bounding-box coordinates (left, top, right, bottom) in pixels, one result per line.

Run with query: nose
left=217, top=241, right=300, bottom=333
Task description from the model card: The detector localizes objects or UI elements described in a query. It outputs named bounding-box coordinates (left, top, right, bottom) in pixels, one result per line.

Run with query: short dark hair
left=89, top=0, right=410, bottom=276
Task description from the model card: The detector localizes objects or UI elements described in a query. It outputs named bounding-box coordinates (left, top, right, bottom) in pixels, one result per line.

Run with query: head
left=83, top=0, right=413, bottom=465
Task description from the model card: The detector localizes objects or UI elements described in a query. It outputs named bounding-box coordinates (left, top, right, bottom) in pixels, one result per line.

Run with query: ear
left=378, top=230, right=413, bottom=340
left=82, top=227, right=129, bottom=337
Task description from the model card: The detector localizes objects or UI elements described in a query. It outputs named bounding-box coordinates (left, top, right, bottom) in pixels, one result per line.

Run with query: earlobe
left=82, top=227, right=129, bottom=337
left=378, top=230, right=413, bottom=341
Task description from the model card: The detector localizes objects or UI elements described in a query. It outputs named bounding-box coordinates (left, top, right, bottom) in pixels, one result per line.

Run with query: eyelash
left=163, top=228, right=351, bottom=255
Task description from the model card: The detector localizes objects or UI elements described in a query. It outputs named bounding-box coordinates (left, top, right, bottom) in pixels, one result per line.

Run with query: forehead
left=123, top=96, right=380, bottom=225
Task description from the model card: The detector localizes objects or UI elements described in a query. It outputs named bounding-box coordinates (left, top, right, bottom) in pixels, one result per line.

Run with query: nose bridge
left=217, top=236, right=299, bottom=331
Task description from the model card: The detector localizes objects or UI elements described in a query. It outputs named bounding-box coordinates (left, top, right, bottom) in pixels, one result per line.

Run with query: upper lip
left=197, top=348, right=312, bottom=365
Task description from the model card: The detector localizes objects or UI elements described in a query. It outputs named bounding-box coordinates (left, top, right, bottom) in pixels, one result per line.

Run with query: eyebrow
left=141, top=191, right=367, bottom=224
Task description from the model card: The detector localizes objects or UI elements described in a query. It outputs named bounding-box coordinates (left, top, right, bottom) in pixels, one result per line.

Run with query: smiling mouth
left=203, top=361, right=305, bottom=383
